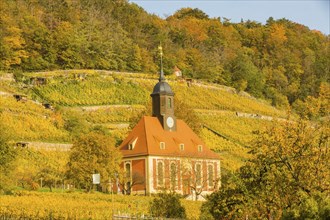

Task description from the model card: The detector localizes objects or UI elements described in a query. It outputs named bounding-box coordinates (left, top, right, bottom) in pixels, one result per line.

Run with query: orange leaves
left=168, top=17, right=209, bottom=47
left=268, top=23, right=288, bottom=47
left=2, top=26, right=28, bottom=67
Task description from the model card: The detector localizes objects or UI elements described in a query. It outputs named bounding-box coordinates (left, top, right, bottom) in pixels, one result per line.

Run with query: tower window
left=180, top=144, right=184, bottom=151
left=198, top=145, right=203, bottom=152
left=160, top=142, right=165, bottom=149
left=168, top=97, right=172, bottom=108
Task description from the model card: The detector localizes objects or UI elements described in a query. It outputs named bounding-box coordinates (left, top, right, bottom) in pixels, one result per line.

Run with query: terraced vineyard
left=28, top=70, right=284, bottom=117
left=32, top=77, right=151, bottom=106
left=63, top=105, right=145, bottom=124
left=0, top=96, right=70, bottom=142
left=199, top=111, right=273, bottom=147
left=1, top=70, right=288, bottom=171
left=171, top=83, right=284, bottom=117
left=197, top=111, right=274, bottom=171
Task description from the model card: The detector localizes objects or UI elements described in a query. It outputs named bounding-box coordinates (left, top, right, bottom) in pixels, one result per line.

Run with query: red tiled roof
left=173, top=66, right=181, bottom=72
left=119, top=116, right=219, bottom=159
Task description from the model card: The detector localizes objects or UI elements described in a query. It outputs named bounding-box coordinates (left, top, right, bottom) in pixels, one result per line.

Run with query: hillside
left=0, top=70, right=288, bottom=172
left=1, top=0, right=329, bottom=113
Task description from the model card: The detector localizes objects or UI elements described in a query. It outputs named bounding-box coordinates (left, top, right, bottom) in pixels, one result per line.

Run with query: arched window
left=157, top=161, right=164, bottom=186
left=125, top=163, right=131, bottom=179
left=195, top=163, right=202, bottom=186
left=208, top=164, right=214, bottom=187
left=170, top=162, right=177, bottom=189
left=125, top=162, right=131, bottom=194
left=168, top=97, right=172, bottom=108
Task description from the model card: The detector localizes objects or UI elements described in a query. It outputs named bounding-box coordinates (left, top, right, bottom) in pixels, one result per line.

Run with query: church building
left=119, top=53, right=220, bottom=198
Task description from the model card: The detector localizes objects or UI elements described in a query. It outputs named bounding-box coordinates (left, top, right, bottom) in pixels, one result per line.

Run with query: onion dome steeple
left=150, top=45, right=176, bottom=131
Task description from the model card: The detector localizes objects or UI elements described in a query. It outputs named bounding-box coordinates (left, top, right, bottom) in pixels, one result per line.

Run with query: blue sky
left=130, top=0, right=330, bottom=35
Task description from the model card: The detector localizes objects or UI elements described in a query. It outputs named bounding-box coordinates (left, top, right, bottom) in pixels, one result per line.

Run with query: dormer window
left=198, top=145, right=203, bottom=152
left=160, top=142, right=165, bottom=149
left=128, top=137, right=138, bottom=150
left=180, top=144, right=184, bottom=151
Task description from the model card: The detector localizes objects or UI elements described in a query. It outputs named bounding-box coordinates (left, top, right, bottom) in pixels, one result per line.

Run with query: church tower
left=119, top=45, right=220, bottom=196
left=150, top=46, right=176, bottom=131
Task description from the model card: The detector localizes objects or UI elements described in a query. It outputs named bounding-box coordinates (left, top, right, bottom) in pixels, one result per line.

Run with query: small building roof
left=173, top=66, right=181, bottom=72
left=119, top=116, right=219, bottom=160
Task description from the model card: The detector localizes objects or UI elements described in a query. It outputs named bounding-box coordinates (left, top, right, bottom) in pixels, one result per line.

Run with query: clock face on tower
left=166, top=116, right=174, bottom=128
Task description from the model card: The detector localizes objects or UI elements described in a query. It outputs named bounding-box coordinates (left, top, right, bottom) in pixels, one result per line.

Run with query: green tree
left=150, top=192, right=186, bottom=219
left=66, top=132, right=122, bottom=191
left=229, top=51, right=263, bottom=97
left=127, top=44, right=142, bottom=71
left=63, top=111, right=90, bottom=138
left=200, top=173, right=247, bottom=220
left=172, top=7, right=209, bottom=20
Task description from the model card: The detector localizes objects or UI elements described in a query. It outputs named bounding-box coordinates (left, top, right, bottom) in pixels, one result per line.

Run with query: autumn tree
left=292, top=82, right=330, bottom=120
left=180, top=158, right=220, bottom=201
left=12, top=149, right=41, bottom=190
left=63, top=110, right=90, bottom=138
left=66, top=132, right=122, bottom=191
left=0, top=123, right=17, bottom=192
left=118, top=170, right=145, bottom=195
left=201, top=118, right=330, bottom=219
left=181, top=158, right=207, bottom=201
left=37, top=162, right=63, bottom=192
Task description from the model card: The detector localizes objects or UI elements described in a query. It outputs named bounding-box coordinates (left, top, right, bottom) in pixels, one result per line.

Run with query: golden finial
left=158, top=45, right=163, bottom=56
left=158, top=43, right=165, bottom=81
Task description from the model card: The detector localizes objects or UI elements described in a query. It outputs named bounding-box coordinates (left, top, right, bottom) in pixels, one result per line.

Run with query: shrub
left=150, top=192, right=186, bottom=219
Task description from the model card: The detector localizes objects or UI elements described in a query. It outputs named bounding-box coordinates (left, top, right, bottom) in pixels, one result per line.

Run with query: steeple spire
left=158, top=44, right=165, bottom=81
left=151, top=44, right=176, bottom=131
